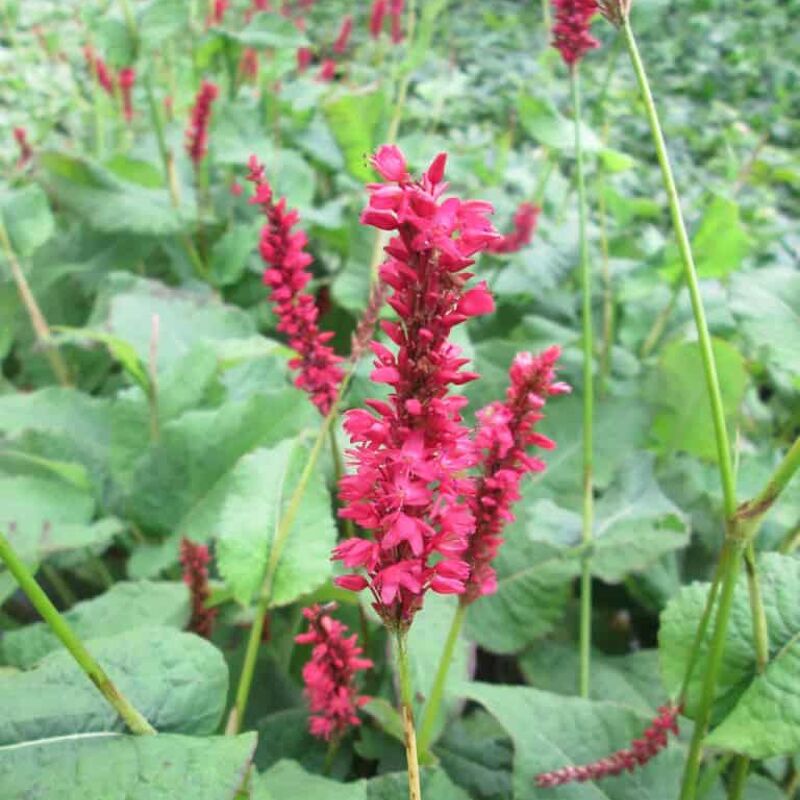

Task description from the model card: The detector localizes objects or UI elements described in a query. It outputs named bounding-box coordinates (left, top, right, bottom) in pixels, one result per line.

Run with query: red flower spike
left=84, top=46, right=116, bottom=96
left=206, top=0, right=229, bottom=27
left=389, top=0, right=404, bottom=43
left=13, top=127, right=33, bottom=168
left=295, top=603, right=372, bottom=741
left=552, top=0, right=600, bottom=65
left=239, top=48, right=259, bottom=82
left=333, top=15, right=354, bottom=54
left=462, top=347, right=570, bottom=602
left=185, top=81, right=219, bottom=166
left=332, top=146, right=501, bottom=630
left=297, top=46, right=313, bottom=72
left=488, top=202, right=540, bottom=254
left=118, top=67, right=136, bottom=123
left=535, top=703, right=682, bottom=787
left=179, top=538, right=217, bottom=639
left=369, top=0, right=387, bottom=38
left=317, top=59, right=336, bottom=82
left=247, top=157, right=344, bottom=415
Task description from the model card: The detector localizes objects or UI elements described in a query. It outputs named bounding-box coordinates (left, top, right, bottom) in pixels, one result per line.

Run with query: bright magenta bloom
left=552, top=0, right=599, bottom=65
left=333, top=15, right=354, bottom=54
left=369, top=0, right=387, bottom=38
left=462, top=347, right=569, bottom=602
left=179, top=538, right=217, bottom=639
left=488, top=202, right=540, bottom=254
left=333, top=146, right=499, bottom=629
left=186, top=81, right=219, bottom=166
left=247, top=156, right=344, bottom=415
left=207, top=0, right=229, bottom=27
left=295, top=603, right=372, bottom=741
left=84, top=46, right=115, bottom=96
left=118, top=67, right=135, bottom=123
left=536, top=704, right=681, bottom=786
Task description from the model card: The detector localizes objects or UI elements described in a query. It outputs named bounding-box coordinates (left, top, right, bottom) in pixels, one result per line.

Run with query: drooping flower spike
left=295, top=603, right=372, bottom=741
left=246, top=156, right=344, bottom=415
left=179, top=538, right=217, bottom=639
left=333, top=15, right=354, bottom=54
left=185, top=81, right=219, bottom=166
left=118, top=67, right=136, bottom=123
left=536, top=703, right=681, bottom=786
left=84, top=46, right=116, bottom=96
left=333, top=145, right=500, bottom=630
left=462, top=346, right=570, bottom=603
left=551, top=0, right=600, bottom=65
left=488, top=202, right=540, bottom=254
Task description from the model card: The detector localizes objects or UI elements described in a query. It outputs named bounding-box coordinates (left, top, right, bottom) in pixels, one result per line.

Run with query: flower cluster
left=246, top=156, right=344, bottom=415
left=488, top=202, right=540, bottom=254
left=206, top=0, right=229, bottom=27
left=535, top=704, right=681, bottom=787
left=552, top=0, right=599, bottom=65
left=179, top=538, right=217, bottom=639
left=332, top=15, right=354, bottom=54
left=13, top=127, right=33, bottom=168
left=118, top=67, right=136, bottom=123
left=333, top=145, right=499, bottom=629
left=462, top=347, right=570, bottom=602
left=83, top=46, right=115, bottom=95
left=295, top=603, right=372, bottom=741
left=369, top=0, right=404, bottom=42
left=185, top=81, right=219, bottom=166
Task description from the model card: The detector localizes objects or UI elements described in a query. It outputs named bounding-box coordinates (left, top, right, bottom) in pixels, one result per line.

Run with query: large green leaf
left=0, top=732, right=256, bottom=800
left=729, top=267, right=800, bottom=384
left=0, top=626, right=228, bottom=743
left=215, top=439, right=336, bottom=607
left=660, top=553, right=800, bottom=757
left=367, top=768, right=472, bottom=800
left=0, top=185, right=54, bottom=256
left=651, top=338, right=748, bottom=462
left=323, top=89, right=386, bottom=182
left=254, top=760, right=366, bottom=800
left=517, top=93, right=600, bottom=153
left=1, top=581, right=190, bottom=668
left=40, top=152, right=184, bottom=235
left=463, top=682, right=709, bottom=800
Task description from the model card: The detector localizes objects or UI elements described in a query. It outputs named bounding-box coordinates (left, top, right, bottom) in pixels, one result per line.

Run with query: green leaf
left=599, top=148, right=636, bottom=173
left=89, top=274, right=255, bottom=372
left=661, top=195, right=750, bottom=281
left=367, top=768, right=472, bottom=800
left=230, top=13, right=309, bottom=48
left=517, top=94, right=600, bottom=152
left=729, top=267, right=800, bottom=382
left=519, top=644, right=665, bottom=714
left=0, top=732, right=256, bottom=800
left=324, top=89, right=386, bottom=182
left=0, top=626, right=228, bottom=743
left=660, top=552, right=800, bottom=756
left=39, top=152, right=184, bottom=235
left=463, top=682, right=694, bottom=800
left=254, top=760, right=366, bottom=800
left=651, top=338, right=748, bottom=462
left=215, top=439, right=336, bottom=606
left=0, top=185, right=54, bottom=256
left=137, top=0, right=187, bottom=49
left=1, top=581, right=189, bottom=668
left=211, top=223, right=258, bottom=288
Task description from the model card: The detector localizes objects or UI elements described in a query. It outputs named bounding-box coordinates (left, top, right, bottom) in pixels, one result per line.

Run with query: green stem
left=640, top=282, right=680, bottom=359
left=396, top=632, right=423, bottom=800
left=0, top=532, right=155, bottom=735
left=41, top=563, right=77, bottom=607
left=227, top=372, right=356, bottom=734
left=385, top=0, right=418, bottom=145
left=743, top=543, right=768, bottom=674
left=779, top=523, right=799, bottom=555
left=0, top=216, right=71, bottom=387
left=417, top=603, right=465, bottom=754
left=728, top=756, right=749, bottom=800
left=570, top=64, right=594, bottom=700
left=697, top=754, right=733, bottom=800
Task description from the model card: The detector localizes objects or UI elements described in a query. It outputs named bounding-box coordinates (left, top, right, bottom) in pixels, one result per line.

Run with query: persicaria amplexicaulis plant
left=246, top=155, right=344, bottom=415
left=552, top=0, right=599, bottom=65
left=488, top=202, right=540, bottom=254
left=332, top=144, right=499, bottom=630
left=179, top=538, right=217, bottom=639
left=535, top=703, right=681, bottom=786
left=295, top=603, right=372, bottom=741
left=462, top=346, right=570, bottom=602
left=185, top=80, right=219, bottom=167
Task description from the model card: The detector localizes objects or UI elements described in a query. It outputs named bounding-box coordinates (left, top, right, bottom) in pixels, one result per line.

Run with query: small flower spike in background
left=552, top=0, right=599, bottom=701
left=118, top=67, right=136, bottom=123
left=179, top=538, right=217, bottom=639
left=295, top=603, right=372, bottom=743
left=536, top=703, right=681, bottom=786
left=246, top=156, right=344, bottom=415
left=488, top=202, right=540, bottom=254
left=13, top=127, right=33, bottom=168
left=185, top=80, right=219, bottom=167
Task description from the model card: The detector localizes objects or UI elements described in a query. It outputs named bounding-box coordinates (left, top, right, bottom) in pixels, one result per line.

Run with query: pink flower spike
left=371, top=144, right=408, bottom=182
left=13, top=127, right=33, bottom=168
left=297, top=46, right=313, bottom=72
left=185, top=80, right=219, bottom=166
left=369, top=0, right=387, bottom=38
left=316, top=59, right=336, bottom=82
left=552, top=0, right=600, bottom=66
left=118, top=67, right=135, bottom=123
left=489, top=202, right=540, bottom=254
left=333, top=15, right=354, bottom=54
left=179, top=538, right=217, bottom=639
left=296, top=603, right=372, bottom=741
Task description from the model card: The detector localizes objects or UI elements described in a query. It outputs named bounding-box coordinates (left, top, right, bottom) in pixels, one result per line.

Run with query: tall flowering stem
left=247, top=157, right=344, bottom=415
left=333, top=145, right=498, bottom=796
left=418, top=347, right=569, bottom=753
left=552, top=0, right=599, bottom=699
left=295, top=603, right=372, bottom=741
left=0, top=531, right=155, bottom=735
